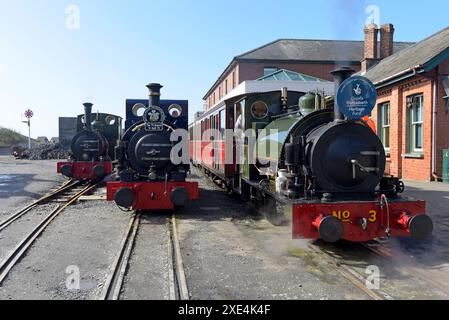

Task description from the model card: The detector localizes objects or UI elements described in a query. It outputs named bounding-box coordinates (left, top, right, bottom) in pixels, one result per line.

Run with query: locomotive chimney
left=330, top=67, right=355, bottom=122
left=83, top=102, right=93, bottom=131
left=146, top=83, right=163, bottom=107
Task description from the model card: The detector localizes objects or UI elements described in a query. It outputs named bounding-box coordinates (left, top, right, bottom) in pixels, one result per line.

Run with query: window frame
left=377, top=102, right=391, bottom=152
left=407, top=94, right=424, bottom=154
left=263, top=67, right=278, bottom=77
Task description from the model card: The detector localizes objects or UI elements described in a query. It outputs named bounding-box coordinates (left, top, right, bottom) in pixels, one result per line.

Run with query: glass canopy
left=257, top=69, right=330, bottom=82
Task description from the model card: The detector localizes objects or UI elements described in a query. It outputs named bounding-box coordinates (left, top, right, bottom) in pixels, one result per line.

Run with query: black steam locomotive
left=57, top=103, right=120, bottom=180
left=106, top=83, right=198, bottom=211
left=190, top=68, right=433, bottom=243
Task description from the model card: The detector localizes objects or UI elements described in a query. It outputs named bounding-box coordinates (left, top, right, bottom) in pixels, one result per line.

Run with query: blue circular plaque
left=336, top=76, right=377, bottom=120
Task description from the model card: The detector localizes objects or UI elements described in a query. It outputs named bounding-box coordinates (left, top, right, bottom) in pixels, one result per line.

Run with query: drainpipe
left=432, top=71, right=438, bottom=181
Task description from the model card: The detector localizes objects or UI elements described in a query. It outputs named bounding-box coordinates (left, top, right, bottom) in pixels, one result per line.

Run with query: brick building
left=364, top=25, right=449, bottom=182
left=203, top=37, right=411, bottom=110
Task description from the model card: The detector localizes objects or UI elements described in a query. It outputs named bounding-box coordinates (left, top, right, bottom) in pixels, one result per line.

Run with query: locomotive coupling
left=397, top=213, right=433, bottom=240
left=312, top=215, right=344, bottom=243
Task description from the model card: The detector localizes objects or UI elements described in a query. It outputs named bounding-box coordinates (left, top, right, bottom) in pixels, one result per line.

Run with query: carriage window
left=220, top=109, right=226, bottom=136
left=251, top=101, right=269, bottom=119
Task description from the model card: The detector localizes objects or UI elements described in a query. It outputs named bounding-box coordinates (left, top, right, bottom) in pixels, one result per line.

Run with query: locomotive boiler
left=106, top=83, right=199, bottom=211
left=190, top=67, right=433, bottom=243
left=57, top=103, right=117, bottom=180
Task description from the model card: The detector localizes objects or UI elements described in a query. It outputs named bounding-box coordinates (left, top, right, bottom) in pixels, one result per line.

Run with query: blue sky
left=1, top=0, right=449, bottom=138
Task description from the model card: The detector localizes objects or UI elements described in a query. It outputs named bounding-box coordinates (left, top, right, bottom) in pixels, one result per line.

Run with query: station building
left=364, top=25, right=449, bottom=182
left=203, top=33, right=412, bottom=110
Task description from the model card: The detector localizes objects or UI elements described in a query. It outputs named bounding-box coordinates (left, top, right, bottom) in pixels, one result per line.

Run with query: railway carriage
left=190, top=69, right=433, bottom=243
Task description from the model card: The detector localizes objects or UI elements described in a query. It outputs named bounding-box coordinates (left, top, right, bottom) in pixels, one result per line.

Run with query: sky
left=1, top=0, right=449, bottom=139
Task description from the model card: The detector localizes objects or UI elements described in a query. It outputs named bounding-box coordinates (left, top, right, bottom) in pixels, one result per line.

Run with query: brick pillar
left=380, top=24, right=395, bottom=59
left=361, top=24, right=379, bottom=73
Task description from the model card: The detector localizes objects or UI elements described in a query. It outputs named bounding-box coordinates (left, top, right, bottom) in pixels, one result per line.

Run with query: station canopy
left=257, top=69, right=330, bottom=82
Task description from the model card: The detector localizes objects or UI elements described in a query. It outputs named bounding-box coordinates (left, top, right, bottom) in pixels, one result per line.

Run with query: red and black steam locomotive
left=190, top=68, right=433, bottom=243
left=57, top=103, right=120, bottom=181
left=106, top=83, right=198, bottom=211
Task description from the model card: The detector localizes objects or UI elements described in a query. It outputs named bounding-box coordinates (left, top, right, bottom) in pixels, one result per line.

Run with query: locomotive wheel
left=61, top=165, right=73, bottom=178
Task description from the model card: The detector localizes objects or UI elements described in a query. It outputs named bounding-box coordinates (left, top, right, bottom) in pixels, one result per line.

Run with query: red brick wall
left=435, top=59, right=449, bottom=179
left=238, top=61, right=361, bottom=83
left=206, top=65, right=239, bottom=110
left=205, top=61, right=361, bottom=110
left=372, top=77, right=434, bottom=181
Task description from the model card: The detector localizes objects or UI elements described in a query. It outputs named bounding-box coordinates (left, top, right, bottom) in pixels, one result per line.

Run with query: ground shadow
left=0, top=174, right=52, bottom=199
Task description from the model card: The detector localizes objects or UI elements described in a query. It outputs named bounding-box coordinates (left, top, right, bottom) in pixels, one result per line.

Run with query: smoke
left=329, top=0, right=370, bottom=67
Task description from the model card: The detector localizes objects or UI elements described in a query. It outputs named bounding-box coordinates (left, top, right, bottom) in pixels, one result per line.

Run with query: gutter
left=374, top=65, right=422, bottom=89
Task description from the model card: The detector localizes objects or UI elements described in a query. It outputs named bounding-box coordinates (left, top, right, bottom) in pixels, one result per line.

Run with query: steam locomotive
left=190, top=68, right=433, bottom=243
left=57, top=103, right=121, bottom=181
left=106, top=83, right=199, bottom=211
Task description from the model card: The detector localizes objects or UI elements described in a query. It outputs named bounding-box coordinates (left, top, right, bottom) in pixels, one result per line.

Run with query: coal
left=22, top=143, right=70, bottom=160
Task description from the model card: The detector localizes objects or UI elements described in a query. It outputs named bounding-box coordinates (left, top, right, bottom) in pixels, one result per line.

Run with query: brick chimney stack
left=361, top=24, right=379, bottom=73
left=380, top=23, right=395, bottom=59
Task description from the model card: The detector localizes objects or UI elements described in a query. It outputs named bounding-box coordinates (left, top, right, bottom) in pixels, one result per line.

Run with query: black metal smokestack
left=330, top=67, right=355, bottom=121
left=146, top=83, right=163, bottom=107
left=83, top=102, right=93, bottom=130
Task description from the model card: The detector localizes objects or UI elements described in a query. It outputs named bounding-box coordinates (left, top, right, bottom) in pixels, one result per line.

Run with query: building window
left=225, top=80, right=228, bottom=95
left=264, top=67, right=278, bottom=77
left=232, top=72, right=236, bottom=88
left=219, top=86, right=222, bottom=100
left=378, top=102, right=390, bottom=150
left=406, top=94, right=424, bottom=153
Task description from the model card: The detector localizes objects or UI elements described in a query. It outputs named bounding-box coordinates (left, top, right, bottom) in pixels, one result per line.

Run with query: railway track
left=309, top=244, right=392, bottom=300
left=99, top=213, right=189, bottom=300
left=0, top=181, right=100, bottom=285
left=0, top=179, right=80, bottom=232
left=360, top=242, right=449, bottom=297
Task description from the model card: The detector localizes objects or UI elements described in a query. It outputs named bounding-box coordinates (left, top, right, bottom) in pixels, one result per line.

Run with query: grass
left=0, top=127, right=34, bottom=147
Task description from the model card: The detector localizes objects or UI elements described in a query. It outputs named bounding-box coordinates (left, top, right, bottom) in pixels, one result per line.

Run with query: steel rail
left=309, top=245, right=392, bottom=300
left=99, top=213, right=140, bottom=300
left=0, top=179, right=79, bottom=232
left=0, top=182, right=99, bottom=285
left=361, top=242, right=449, bottom=297
left=169, top=214, right=189, bottom=300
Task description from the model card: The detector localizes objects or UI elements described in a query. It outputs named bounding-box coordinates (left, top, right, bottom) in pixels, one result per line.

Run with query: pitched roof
left=257, top=69, right=330, bottom=82
left=363, top=26, right=449, bottom=86
left=237, top=39, right=412, bottom=62
left=204, top=39, right=413, bottom=98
